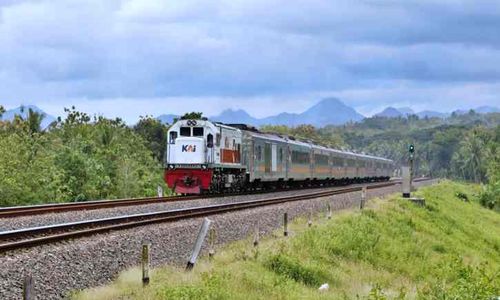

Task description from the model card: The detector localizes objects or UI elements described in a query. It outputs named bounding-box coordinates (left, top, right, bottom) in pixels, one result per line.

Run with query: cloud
left=0, top=0, right=499, bottom=120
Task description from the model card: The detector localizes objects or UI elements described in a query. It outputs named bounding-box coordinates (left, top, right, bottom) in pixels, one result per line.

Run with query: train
left=164, top=118, right=395, bottom=194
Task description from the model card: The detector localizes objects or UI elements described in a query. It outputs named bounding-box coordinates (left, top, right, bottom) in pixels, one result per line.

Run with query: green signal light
left=409, top=144, right=415, bottom=153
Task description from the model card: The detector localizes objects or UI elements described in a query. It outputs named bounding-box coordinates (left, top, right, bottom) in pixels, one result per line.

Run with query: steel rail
left=0, top=180, right=412, bottom=253
left=0, top=195, right=203, bottom=218
left=0, top=179, right=404, bottom=218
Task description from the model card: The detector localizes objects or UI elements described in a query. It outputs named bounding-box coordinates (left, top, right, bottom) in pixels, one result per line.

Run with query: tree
left=26, top=108, right=45, bottom=135
left=134, top=116, right=169, bottom=162
left=0, top=105, right=5, bottom=118
left=179, top=112, right=203, bottom=121
left=452, top=127, right=490, bottom=183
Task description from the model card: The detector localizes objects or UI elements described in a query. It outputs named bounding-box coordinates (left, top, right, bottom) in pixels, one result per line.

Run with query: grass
left=74, top=180, right=500, bottom=299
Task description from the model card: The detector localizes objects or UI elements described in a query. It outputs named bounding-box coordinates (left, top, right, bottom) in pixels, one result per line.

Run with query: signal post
left=402, top=144, right=415, bottom=198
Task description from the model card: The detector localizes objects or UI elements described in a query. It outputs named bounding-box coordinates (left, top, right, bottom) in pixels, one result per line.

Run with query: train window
left=292, top=151, right=309, bottom=164
left=216, top=134, right=221, bottom=146
left=180, top=127, right=191, bottom=136
left=193, top=127, right=204, bottom=137
left=169, top=131, right=178, bottom=144
left=332, top=157, right=343, bottom=167
left=314, top=154, right=329, bottom=165
left=279, top=148, right=283, bottom=162
left=256, top=145, right=262, bottom=160
left=207, top=134, right=214, bottom=148
left=225, top=137, right=229, bottom=148
left=232, top=139, right=236, bottom=149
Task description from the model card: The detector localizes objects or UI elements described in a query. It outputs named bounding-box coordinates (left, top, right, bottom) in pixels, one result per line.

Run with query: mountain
left=396, top=107, right=415, bottom=115
left=212, top=109, right=260, bottom=125
left=417, top=110, right=448, bottom=118
left=0, top=105, right=56, bottom=128
left=157, top=114, right=179, bottom=124
left=452, top=106, right=499, bottom=116
left=295, top=98, right=365, bottom=126
left=375, top=107, right=403, bottom=118
left=374, top=105, right=498, bottom=119
left=155, top=100, right=498, bottom=127
left=475, top=106, right=499, bottom=114
left=210, top=98, right=365, bottom=127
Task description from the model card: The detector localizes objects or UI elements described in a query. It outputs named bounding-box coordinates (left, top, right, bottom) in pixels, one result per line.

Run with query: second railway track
left=0, top=180, right=420, bottom=253
left=0, top=179, right=410, bottom=218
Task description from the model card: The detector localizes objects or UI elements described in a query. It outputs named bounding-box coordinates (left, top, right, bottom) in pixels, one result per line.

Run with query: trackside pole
left=253, top=225, right=260, bottom=247
left=360, top=186, right=367, bottom=209
left=283, top=213, right=288, bottom=236
left=23, top=274, right=33, bottom=300
left=208, top=228, right=216, bottom=259
left=186, top=218, right=212, bottom=271
left=402, top=167, right=411, bottom=198
left=142, top=243, right=151, bottom=286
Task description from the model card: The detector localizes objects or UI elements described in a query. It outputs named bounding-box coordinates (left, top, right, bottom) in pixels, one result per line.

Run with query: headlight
left=201, top=164, right=207, bottom=170
left=168, top=164, right=175, bottom=170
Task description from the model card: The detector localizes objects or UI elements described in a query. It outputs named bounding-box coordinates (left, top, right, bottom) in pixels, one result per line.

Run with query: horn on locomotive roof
left=225, top=124, right=259, bottom=132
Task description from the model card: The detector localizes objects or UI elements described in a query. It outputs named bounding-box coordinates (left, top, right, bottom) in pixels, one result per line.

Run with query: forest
left=0, top=105, right=498, bottom=210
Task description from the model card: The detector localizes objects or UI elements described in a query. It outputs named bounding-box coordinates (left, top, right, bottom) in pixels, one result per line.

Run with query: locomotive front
left=164, top=119, right=216, bottom=194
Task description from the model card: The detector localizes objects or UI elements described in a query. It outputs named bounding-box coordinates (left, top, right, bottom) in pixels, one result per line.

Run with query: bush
left=419, top=257, right=499, bottom=299
left=478, top=182, right=499, bottom=211
left=264, top=254, right=325, bottom=287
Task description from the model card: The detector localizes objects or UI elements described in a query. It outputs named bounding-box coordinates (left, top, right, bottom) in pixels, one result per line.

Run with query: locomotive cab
left=165, top=119, right=217, bottom=194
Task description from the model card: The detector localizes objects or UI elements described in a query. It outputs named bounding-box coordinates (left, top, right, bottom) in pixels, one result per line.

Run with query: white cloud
left=0, top=0, right=499, bottom=121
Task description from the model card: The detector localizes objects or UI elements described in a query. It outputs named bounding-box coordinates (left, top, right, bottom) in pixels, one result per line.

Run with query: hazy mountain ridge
left=374, top=106, right=499, bottom=119
left=2, top=102, right=498, bottom=128
left=212, top=98, right=365, bottom=127
left=0, top=105, right=56, bottom=128
left=156, top=114, right=179, bottom=125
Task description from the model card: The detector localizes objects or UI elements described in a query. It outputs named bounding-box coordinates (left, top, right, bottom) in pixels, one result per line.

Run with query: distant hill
left=396, top=107, right=415, bottom=115
left=374, top=106, right=498, bottom=119
left=213, top=109, right=260, bottom=125
left=452, top=106, right=499, bottom=116
left=417, top=110, right=449, bottom=118
left=155, top=100, right=498, bottom=127
left=211, top=98, right=365, bottom=127
left=157, top=114, right=179, bottom=125
left=0, top=105, right=56, bottom=128
left=475, top=106, right=499, bottom=114
left=375, top=107, right=404, bottom=118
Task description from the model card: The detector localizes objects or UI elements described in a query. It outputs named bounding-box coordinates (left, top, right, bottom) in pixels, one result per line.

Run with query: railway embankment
left=75, top=180, right=499, bottom=300
left=0, top=180, right=433, bottom=299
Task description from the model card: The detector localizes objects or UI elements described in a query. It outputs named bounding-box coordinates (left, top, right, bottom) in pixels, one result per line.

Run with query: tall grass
left=75, top=181, right=500, bottom=299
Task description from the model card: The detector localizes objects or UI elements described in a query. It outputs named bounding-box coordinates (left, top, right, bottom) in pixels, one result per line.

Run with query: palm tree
left=457, top=129, right=485, bottom=183
left=26, top=108, right=45, bottom=135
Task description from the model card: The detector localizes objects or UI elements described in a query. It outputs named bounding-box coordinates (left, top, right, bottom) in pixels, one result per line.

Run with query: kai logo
left=182, top=145, right=197, bottom=152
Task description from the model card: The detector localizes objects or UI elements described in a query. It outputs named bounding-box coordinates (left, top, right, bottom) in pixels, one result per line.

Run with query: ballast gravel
left=1, top=186, right=364, bottom=232
left=0, top=180, right=437, bottom=299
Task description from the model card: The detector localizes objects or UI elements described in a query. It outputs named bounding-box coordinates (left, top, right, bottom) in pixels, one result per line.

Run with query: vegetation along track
left=0, top=179, right=429, bottom=253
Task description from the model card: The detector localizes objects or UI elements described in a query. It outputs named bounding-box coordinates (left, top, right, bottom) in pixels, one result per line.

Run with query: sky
left=1, top=0, right=500, bottom=122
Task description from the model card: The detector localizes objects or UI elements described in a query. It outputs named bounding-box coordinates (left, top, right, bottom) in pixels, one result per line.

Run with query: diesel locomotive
left=164, top=118, right=395, bottom=194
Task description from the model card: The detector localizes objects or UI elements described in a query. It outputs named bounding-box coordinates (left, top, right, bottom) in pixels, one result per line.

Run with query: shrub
left=264, top=254, right=325, bottom=287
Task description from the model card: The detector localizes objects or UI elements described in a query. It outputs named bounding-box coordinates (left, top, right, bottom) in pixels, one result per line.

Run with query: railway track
left=0, top=179, right=406, bottom=218
left=0, top=194, right=202, bottom=218
left=0, top=179, right=431, bottom=253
